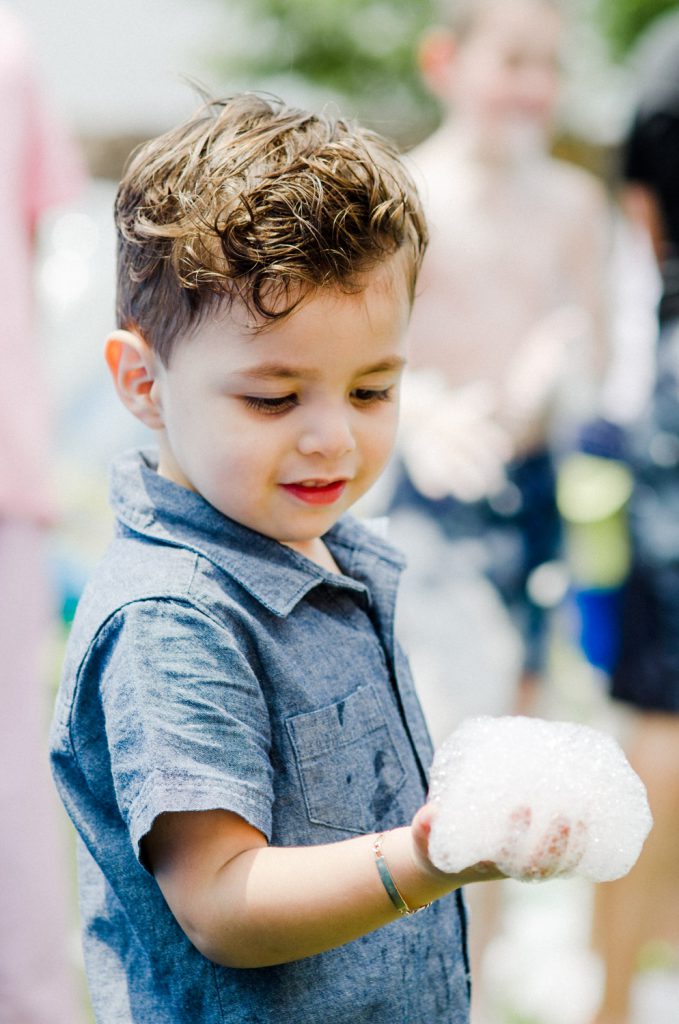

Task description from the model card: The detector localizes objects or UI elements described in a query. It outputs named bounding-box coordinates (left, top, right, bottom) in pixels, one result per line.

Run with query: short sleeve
left=97, top=599, right=274, bottom=861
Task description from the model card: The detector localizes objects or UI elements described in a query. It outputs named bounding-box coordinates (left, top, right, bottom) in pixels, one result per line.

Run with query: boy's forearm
left=184, top=827, right=458, bottom=968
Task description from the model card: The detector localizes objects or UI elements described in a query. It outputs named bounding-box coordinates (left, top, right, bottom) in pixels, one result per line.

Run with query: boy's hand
left=426, top=716, right=652, bottom=886
left=493, top=805, right=587, bottom=881
left=410, top=803, right=505, bottom=889
left=411, top=801, right=587, bottom=887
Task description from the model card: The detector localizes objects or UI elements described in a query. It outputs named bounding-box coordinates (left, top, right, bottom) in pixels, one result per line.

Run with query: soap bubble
left=428, top=716, right=653, bottom=883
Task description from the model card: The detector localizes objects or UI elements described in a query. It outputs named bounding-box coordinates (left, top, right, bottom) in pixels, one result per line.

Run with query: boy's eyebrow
left=234, top=357, right=407, bottom=382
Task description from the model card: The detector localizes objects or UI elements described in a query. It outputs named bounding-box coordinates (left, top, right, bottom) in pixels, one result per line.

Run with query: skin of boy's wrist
left=381, top=827, right=456, bottom=910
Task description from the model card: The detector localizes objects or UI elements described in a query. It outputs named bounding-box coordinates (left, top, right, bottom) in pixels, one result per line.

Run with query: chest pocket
left=286, top=683, right=408, bottom=835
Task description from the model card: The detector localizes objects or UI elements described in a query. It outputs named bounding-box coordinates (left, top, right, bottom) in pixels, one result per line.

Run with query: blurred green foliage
left=210, top=0, right=679, bottom=145
left=210, top=0, right=441, bottom=147
left=596, top=0, right=679, bottom=56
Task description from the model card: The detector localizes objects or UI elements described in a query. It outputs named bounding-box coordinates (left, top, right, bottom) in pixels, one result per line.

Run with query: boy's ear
left=105, top=329, right=165, bottom=430
left=418, top=27, right=457, bottom=98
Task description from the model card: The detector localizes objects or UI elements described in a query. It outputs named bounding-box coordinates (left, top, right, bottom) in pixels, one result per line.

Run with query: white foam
left=428, top=716, right=653, bottom=883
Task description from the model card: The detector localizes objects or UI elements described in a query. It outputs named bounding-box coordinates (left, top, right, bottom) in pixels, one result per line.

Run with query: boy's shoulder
left=62, top=532, right=211, bottom=677
left=76, top=530, right=203, bottom=622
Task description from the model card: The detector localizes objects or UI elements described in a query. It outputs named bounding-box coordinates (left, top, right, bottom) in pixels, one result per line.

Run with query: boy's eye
left=243, top=394, right=298, bottom=414
left=351, top=387, right=394, bottom=405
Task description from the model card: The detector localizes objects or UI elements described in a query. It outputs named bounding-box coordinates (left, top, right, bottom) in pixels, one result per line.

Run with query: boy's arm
left=143, top=805, right=494, bottom=968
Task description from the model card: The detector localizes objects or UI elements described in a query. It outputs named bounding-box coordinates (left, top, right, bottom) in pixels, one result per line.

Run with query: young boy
left=50, top=94, right=575, bottom=1023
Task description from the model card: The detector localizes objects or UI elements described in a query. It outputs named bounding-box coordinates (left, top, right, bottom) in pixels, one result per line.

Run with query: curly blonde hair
left=115, top=93, right=427, bottom=364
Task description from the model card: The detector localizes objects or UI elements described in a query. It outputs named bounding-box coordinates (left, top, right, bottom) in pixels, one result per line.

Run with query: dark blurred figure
left=592, top=13, right=679, bottom=1024
left=0, top=6, right=85, bottom=1022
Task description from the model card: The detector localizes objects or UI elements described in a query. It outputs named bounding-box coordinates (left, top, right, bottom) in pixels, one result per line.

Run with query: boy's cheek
left=370, top=421, right=399, bottom=472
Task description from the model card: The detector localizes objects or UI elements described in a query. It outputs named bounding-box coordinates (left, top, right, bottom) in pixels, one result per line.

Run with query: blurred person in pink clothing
left=389, top=0, right=611, bottom=728
left=0, top=6, right=86, bottom=1022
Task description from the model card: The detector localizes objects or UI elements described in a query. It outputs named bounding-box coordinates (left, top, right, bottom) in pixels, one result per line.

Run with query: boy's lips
left=280, top=480, right=348, bottom=505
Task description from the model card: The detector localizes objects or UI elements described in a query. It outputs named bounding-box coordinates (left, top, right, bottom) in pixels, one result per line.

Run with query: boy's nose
left=297, top=409, right=357, bottom=460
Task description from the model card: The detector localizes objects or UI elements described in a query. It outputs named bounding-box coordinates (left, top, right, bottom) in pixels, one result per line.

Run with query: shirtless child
left=389, top=0, right=611, bottom=730
left=386, top=7, right=612, bottom=1015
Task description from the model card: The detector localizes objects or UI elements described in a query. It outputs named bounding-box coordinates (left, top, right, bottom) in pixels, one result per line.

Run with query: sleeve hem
left=128, top=773, right=273, bottom=867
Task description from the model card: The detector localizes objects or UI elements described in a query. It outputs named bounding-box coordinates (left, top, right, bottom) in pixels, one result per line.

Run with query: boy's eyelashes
left=241, top=387, right=395, bottom=415
left=352, top=387, right=394, bottom=405
left=243, top=394, right=298, bottom=414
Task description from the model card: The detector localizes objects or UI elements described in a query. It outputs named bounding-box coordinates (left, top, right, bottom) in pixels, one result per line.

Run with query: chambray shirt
left=50, top=449, right=470, bottom=1024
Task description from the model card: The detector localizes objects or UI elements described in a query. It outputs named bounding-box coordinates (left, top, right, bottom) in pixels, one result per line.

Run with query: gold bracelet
left=372, top=833, right=431, bottom=916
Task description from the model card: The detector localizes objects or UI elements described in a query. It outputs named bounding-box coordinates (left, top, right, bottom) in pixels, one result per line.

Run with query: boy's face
left=149, top=261, right=409, bottom=560
left=445, top=0, right=563, bottom=154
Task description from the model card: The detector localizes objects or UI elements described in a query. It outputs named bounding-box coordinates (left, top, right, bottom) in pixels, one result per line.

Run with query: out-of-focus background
left=8, top=0, right=679, bottom=1021
left=14, top=0, right=661, bottom=631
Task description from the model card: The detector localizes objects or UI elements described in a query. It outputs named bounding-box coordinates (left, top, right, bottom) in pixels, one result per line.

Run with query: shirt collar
left=109, top=449, right=405, bottom=617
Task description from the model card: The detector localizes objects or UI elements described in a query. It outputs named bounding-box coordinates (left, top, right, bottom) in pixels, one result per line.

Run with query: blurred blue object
left=572, top=586, right=624, bottom=673
left=576, top=416, right=629, bottom=462
left=51, top=552, right=89, bottom=625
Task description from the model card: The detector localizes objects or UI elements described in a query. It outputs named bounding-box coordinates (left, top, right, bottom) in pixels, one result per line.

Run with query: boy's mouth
left=280, top=480, right=347, bottom=505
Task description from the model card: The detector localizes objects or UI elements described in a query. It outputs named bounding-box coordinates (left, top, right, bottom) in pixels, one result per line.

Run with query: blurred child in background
left=390, top=0, right=611, bottom=733
left=0, top=6, right=85, bottom=1021
left=383, top=0, right=612, bottom=1015
left=592, top=13, right=679, bottom=1023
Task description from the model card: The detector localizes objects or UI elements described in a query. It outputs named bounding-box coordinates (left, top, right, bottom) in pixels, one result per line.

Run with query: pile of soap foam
left=428, top=716, right=653, bottom=882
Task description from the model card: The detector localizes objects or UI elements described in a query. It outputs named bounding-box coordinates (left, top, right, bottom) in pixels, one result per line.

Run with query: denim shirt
left=50, top=449, right=470, bottom=1024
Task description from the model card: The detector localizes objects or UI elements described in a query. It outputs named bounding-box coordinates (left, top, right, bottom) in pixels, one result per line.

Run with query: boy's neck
left=282, top=536, right=341, bottom=575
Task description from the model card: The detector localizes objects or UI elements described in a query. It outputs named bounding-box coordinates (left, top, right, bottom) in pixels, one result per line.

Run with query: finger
left=496, top=805, right=532, bottom=874
left=413, top=801, right=438, bottom=835
left=556, top=818, right=587, bottom=876
left=411, top=802, right=441, bottom=858
left=527, top=814, right=571, bottom=880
